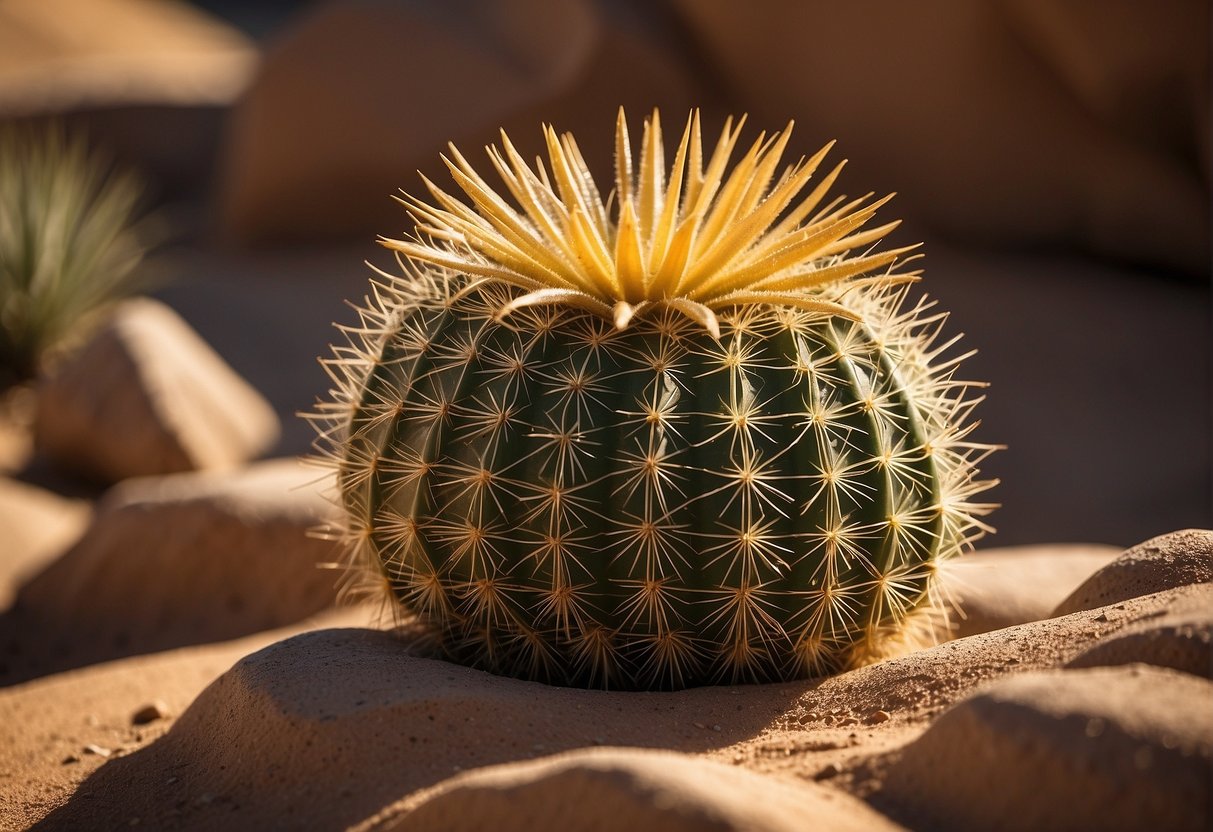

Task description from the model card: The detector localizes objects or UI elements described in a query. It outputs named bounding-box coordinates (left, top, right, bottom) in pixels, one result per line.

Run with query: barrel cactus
left=315, top=110, right=997, bottom=690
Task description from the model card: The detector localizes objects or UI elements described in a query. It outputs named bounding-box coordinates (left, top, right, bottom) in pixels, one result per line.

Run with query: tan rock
left=130, top=700, right=171, bottom=726
left=1068, top=584, right=1213, bottom=678
left=939, top=543, right=1120, bottom=637
left=1054, top=529, right=1213, bottom=616
left=219, top=0, right=700, bottom=244
left=669, top=1, right=1208, bottom=273
left=0, top=385, right=34, bottom=474
left=367, top=748, right=903, bottom=832
left=0, top=476, right=89, bottom=610
left=34, top=298, right=280, bottom=483
left=878, top=665, right=1213, bottom=832
left=2, top=459, right=341, bottom=684
left=0, top=0, right=255, bottom=116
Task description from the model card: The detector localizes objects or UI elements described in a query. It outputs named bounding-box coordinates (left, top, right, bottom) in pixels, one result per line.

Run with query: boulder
left=34, top=298, right=280, bottom=483
left=0, top=477, right=89, bottom=609
left=878, top=665, right=1213, bottom=832
left=1054, top=530, right=1213, bottom=616
left=218, top=0, right=701, bottom=244
left=1, top=459, right=341, bottom=684
left=0, top=0, right=254, bottom=115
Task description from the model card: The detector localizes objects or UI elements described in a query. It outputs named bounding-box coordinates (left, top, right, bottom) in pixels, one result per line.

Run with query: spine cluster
left=313, top=268, right=996, bottom=690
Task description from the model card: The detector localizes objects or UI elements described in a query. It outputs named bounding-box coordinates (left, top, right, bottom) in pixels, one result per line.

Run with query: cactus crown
left=381, top=109, right=918, bottom=338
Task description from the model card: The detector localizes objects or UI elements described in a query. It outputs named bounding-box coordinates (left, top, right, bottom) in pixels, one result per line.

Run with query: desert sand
left=1, top=490, right=1209, bottom=831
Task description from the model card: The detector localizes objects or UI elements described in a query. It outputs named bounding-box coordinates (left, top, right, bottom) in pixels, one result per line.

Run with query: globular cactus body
left=319, top=110, right=996, bottom=690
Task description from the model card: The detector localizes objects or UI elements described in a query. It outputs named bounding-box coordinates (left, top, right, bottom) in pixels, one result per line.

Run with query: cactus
left=314, top=110, right=997, bottom=690
left=0, top=126, right=148, bottom=386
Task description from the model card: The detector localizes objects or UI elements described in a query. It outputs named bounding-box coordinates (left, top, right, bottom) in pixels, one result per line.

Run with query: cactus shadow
left=34, top=627, right=814, bottom=830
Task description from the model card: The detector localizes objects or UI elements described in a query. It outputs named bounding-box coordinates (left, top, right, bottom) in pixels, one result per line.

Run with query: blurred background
left=1, top=0, right=1209, bottom=547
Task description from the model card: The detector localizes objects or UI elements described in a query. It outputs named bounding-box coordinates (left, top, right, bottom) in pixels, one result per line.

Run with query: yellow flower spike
left=379, top=108, right=914, bottom=333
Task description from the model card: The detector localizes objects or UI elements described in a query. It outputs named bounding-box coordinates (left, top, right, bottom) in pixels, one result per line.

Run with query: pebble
left=131, top=701, right=170, bottom=726
left=83, top=744, right=112, bottom=758
left=814, top=763, right=841, bottom=780
left=868, top=710, right=892, bottom=724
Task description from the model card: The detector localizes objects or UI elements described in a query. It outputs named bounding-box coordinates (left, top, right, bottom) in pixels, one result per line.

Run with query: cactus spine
left=315, top=110, right=997, bottom=690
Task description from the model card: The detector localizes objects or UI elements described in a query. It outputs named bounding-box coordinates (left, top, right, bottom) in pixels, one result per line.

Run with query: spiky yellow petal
left=384, top=109, right=915, bottom=333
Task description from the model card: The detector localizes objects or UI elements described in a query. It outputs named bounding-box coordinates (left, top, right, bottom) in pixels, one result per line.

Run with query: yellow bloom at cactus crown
left=380, top=108, right=921, bottom=337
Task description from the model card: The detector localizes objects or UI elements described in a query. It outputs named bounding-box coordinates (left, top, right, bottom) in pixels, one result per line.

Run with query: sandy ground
left=1, top=521, right=1208, bottom=831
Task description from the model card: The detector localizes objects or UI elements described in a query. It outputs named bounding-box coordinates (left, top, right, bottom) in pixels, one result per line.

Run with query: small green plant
left=0, top=126, right=148, bottom=386
left=314, top=110, right=998, bottom=689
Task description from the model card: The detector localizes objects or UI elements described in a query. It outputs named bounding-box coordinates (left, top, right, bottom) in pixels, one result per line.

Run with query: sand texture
left=0, top=529, right=1205, bottom=831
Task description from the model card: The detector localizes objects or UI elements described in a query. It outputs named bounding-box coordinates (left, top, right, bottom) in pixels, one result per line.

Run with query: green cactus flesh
left=331, top=275, right=991, bottom=689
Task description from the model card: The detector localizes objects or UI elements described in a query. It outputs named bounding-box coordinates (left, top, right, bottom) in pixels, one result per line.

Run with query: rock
left=1, top=460, right=341, bottom=684
left=130, top=701, right=170, bottom=726
left=219, top=0, right=699, bottom=244
left=0, top=0, right=255, bottom=116
left=939, top=544, right=1119, bottom=637
left=367, top=748, right=901, bottom=832
left=0, top=477, right=89, bottom=610
left=0, top=385, right=34, bottom=474
left=1054, top=530, right=1213, bottom=616
left=669, top=2, right=1208, bottom=273
left=1068, top=584, right=1213, bottom=678
left=878, top=665, right=1213, bottom=832
left=34, top=298, right=280, bottom=483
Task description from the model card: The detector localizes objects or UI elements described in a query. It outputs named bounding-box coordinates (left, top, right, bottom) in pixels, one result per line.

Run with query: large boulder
left=218, top=0, right=702, bottom=245
left=0, top=0, right=254, bottom=115
left=34, top=298, right=280, bottom=483
left=0, top=477, right=89, bottom=609
left=878, top=665, right=1213, bottom=831
left=1, top=459, right=341, bottom=684
left=1054, top=529, right=1213, bottom=616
